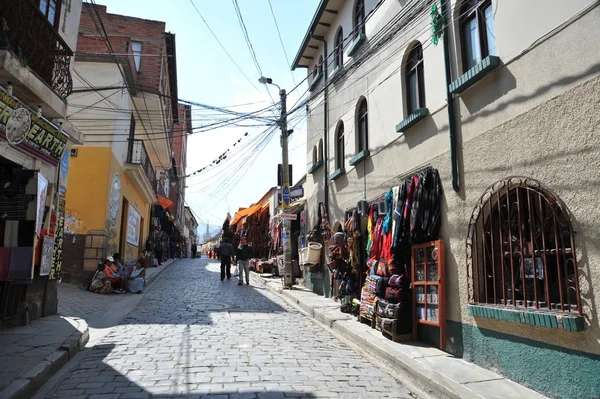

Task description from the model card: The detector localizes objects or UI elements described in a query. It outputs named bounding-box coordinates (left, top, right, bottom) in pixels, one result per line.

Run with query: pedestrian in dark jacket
left=218, top=238, right=235, bottom=281
left=235, top=238, right=253, bottom=286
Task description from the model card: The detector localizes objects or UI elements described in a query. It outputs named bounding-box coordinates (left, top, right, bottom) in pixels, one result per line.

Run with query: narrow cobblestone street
left=42, top=258, right=416, bottom=399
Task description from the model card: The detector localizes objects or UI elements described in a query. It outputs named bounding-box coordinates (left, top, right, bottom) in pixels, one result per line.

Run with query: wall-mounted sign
left=108, top=174, right=121, bottom=227
left=58, top=147, right=70, bottom=195
left=0, top=91, right=68, bottom=166
left=126, top=204, right=141, bottom=246
left=39, top=236, right=55, bottom=276
left=35, top=173, right=49, bottom=237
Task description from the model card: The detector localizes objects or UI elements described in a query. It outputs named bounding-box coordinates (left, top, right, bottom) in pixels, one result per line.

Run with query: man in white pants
left=235, top=238, right=253, bottom=286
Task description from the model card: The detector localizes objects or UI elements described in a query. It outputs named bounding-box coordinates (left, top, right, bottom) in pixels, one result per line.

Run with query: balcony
left=125, top=139, right=157, bottom=204
left=0, top=0, right=74, bottom=117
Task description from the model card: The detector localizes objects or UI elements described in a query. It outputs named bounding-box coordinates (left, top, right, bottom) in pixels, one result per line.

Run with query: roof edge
left=291, top=0, right=329, bottom=70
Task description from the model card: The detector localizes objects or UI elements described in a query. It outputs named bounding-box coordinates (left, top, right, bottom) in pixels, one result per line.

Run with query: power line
left=267, top=0, right=297, bottom=88
left=188, top=0, right=263, bottom=94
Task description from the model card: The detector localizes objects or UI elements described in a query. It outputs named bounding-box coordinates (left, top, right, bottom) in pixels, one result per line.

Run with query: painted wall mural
left=106, top=173, right=121, bottom=256
left=64, top=209, right=84, bottom=234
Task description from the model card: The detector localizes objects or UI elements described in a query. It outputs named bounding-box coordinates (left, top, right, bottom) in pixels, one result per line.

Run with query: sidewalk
left=0, top=258, right=178, bottom=399
left=251, top=272, right=548, bottom=399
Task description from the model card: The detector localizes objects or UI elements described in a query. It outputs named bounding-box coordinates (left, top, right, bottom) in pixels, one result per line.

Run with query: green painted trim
left=459, top=321, right=600, bottom=398
left=349, top=149, right=370, bottom=166
left=449, top=55, right=500, bottom=94
left=309, top=71, right=323, bottom=91
left=329, top=167, right=345, bottom=181
left=346, top=33, right=366, bottom=57
left=308, top=160, right=323, bottom=174
left=467, top=304, right=584, bottom=332
left=395, top=108, right=429, bottom=133
left=331, top=65, right=343, bottom=79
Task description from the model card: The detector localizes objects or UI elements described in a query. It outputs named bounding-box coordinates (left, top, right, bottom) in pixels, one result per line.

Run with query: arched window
left=312, top=146, right=317, bottom=165
left=312, top=64, right=318, bottom=79
left=335, top=122, right=344, bottom=170
left=356, top=98, right=368, bottom=153
left=466, top=177, right=581, bottom=314
left=405, top=42, right=425, bottom=115
left=318, top=138, right=324, bottom=162
left=354, top=0, right=365, bottom=37
left=460, top=0, right=497, bottom=72
left=318, top=55, right=323, bottom=75
left=335, top=28, right=344, bottom=68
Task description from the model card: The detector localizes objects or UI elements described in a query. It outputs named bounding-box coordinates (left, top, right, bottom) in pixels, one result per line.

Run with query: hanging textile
left=365, top=205, right=374, bottom=256
left=382, top=189, right=394, bottom=235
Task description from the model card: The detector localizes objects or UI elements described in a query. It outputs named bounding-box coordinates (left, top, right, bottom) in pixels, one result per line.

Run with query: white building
left=292, top=0, right=600, bottom=396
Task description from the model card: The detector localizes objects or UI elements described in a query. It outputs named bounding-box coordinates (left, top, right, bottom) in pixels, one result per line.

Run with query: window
left=318, top=55, right=323, bottom=75
left=318, top=138, right=324, bottom=162
left=335, top=28, right=344, bottom=68
left=39, top=0, right=61, bottom=28
left=131, top=41, right=143, bottom=71
left=460, top=0, right=497, bottom=72
left=467, top=177, right=581, bottom=314
left=405, top=42, right=425, bottom=115
left=312, top=64, right=318, bottom=79
left=312, top=146, right=317, bottom=165
left=335, top=122, right=344, bottom=170
left=356, top=98, right=368, bottom=153
left=354, top=0, right=366, bottom=37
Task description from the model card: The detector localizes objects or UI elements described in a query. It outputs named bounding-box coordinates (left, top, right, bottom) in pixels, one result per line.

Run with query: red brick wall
left=78, top=2, right=170, bottom=95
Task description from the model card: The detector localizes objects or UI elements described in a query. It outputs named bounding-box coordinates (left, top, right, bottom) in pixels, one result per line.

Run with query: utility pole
left=259, top=76, right=293, bottom=288
left=279, top=88, right=293, bottom=288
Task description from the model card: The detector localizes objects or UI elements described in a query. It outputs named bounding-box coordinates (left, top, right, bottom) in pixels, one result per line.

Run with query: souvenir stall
left=352, top=167, right=444, bottom=345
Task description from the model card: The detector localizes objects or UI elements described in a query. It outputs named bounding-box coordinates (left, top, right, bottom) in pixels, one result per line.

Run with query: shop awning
left=232, top=203, right=263, bottom=225
left=157, top=195, right=173, bottom=209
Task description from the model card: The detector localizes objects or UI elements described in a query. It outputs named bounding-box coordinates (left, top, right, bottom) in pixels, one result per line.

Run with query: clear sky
left=93, top=0, right=319, bottom=237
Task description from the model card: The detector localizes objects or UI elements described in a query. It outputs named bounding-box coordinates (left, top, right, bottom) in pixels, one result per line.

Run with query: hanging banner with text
left=0, top=91, right=68, bottom=166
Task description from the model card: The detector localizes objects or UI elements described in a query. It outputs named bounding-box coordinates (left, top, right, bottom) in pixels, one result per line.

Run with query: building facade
left=61, top=3, right=180, bottom=284
left=0, top=0, right=84, bottom=328
left=294, top=0, right=600, bottom=397
left=183, top=206, right=198, bottom=258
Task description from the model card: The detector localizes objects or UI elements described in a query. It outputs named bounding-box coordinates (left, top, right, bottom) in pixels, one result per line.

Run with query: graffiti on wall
left=64, top=209, right=84, bottom=234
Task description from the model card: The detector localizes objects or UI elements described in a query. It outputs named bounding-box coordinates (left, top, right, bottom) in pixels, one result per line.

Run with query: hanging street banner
left=0, top=91, right=68, bottom=166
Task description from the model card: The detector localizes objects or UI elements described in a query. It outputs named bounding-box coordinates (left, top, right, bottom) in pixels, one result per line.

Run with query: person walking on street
left=235, top=238, right=253, bottom=286
left=154, top=239, right=163, bottom=266
left=218, top=238, right=234, bottom=281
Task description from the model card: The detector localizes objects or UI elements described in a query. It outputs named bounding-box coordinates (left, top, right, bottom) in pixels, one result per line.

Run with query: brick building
left=61, top=2, right=183, bottom=284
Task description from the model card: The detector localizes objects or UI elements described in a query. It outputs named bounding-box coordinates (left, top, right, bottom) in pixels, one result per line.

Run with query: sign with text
left=277, top=186, right=304, bottom=201
left=281, top=183, right=290, bottom=211
left=275, top=213, right=297, bottom=220
left=126, top=204, right=141, bottom=246
left=0, top=91, right=68, bottom=166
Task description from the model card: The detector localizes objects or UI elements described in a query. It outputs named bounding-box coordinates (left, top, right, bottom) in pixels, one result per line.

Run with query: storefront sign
left=277, top=186, right=304, bottom=202
left=0, top=91, right=68, bottom=166
left=39, top=236, right=55, bottom=276
left=49, top=196, right=65, bottom=280
left=35, top=173, right=49, bottom=236
left=58, top=147, right=70, bottom=195
left=126, top=204, right=141, bottom=246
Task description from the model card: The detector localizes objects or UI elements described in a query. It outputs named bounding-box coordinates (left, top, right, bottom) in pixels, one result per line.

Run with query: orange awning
left=157, top=195, right=173, bottom=209
left=231, top=203, right=263, bottom=226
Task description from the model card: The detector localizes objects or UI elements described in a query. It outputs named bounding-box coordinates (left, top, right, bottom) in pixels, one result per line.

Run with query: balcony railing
left=127, top=139, right=158, bottom=193
left=0, top=0, right=74, bottom=98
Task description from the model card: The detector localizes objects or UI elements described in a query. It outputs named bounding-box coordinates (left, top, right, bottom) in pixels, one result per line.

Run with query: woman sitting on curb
left=128, top=258, right=146, bottom=294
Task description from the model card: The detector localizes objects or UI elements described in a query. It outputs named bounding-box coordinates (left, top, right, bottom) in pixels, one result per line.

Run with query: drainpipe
left=312, top=35, right=329, bottom=212
left=441, top=0, right=459, bottom=192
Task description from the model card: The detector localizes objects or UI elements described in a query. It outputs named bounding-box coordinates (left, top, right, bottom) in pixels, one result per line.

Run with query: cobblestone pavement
left=44, top=258, right=415, bottom=399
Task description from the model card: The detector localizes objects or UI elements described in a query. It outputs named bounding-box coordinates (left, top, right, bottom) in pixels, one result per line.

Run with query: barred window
left=467, top=177, right=581, bottom=314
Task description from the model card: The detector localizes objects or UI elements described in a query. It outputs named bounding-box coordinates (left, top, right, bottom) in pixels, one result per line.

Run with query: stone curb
left=251, top=272, right=545, bottom=399
left=0, top=317, right=89, bottom=399
left=145, top=258, right=178, bottom=288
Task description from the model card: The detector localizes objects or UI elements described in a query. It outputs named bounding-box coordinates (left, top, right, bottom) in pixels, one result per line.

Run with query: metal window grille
left=466, top=177, right=581, bottom=314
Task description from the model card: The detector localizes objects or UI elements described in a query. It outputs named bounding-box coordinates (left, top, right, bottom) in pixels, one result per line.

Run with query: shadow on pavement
left=47, top=343, right=317, bottom=398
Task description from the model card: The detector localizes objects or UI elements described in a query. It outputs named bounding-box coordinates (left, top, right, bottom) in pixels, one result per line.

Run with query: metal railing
left=127, top=139, right=159, bottom=194
left=466, top=177, right=581, bottom=314
left=0, top=0, right=74, bottom=98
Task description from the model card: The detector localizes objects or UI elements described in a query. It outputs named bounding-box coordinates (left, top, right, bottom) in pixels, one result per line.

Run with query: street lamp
left=259, top=76, right=292, bottom=289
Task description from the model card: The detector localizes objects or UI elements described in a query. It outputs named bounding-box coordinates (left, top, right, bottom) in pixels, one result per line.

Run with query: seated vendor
left=104, top=256, right=128, bottom=293
left=128, top=258, right=146, bottom=294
